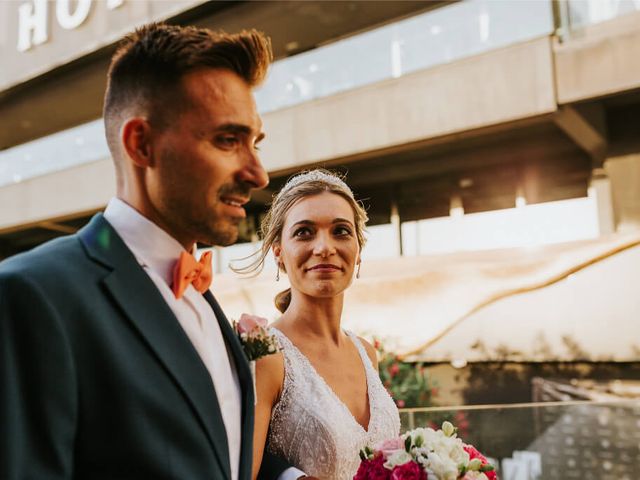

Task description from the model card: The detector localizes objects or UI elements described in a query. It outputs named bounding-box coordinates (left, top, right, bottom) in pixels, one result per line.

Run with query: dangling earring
left=356, top=262, right=361, bottom=279
left=276, top=264, right=280, bottom=282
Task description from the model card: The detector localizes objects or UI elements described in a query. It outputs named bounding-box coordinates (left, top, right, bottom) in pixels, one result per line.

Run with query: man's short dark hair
left=103, top=23, right=272, bottom=171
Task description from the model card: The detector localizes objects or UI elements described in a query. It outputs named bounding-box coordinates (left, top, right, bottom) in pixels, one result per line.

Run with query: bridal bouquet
left=355, top=422, right=497, bottom=480
left=232, top=314, right=279, bottom=361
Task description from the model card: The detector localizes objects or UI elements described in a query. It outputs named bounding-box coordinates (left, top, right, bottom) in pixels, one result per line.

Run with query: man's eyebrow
left=215, top=123, right=265, bottom=141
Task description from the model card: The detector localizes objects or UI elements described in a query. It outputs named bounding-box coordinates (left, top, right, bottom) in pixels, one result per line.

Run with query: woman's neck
left=279, top=292, right=345, bottom=345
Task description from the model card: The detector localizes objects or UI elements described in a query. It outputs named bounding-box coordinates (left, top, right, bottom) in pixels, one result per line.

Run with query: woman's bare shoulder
left=256, top=350, right=285, bottom=379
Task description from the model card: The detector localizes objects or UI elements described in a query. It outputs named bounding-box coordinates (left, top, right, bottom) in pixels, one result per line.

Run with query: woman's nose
left=313, top=233, right=336, bottom=257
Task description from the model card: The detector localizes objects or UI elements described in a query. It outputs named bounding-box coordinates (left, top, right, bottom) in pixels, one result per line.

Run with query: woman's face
left=274, top=191, right=360, bottom=300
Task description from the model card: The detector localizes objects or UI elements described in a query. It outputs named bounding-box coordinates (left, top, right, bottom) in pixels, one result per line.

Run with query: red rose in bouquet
left=354, top=455, right=390, bottom=480
left=463, top=445, right=497, bottom=480
left=390, top=461, right=427, bottom=480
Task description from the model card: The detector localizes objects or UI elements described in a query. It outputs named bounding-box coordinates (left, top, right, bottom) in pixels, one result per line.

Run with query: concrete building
left=2, top=0, right=640, bottom=362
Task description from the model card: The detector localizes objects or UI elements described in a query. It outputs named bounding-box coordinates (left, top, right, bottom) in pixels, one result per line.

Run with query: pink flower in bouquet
left=390, top=461, right=426, bottom=480
left=237, top=313, right=268, bottom=334
left=354, top=455, right=390, bottom=480
left=463, top=445, right=496, bottom=480
left=375, top=437, right=405, bottom=458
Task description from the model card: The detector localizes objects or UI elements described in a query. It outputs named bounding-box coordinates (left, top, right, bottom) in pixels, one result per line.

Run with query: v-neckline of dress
left=273, top=327, right=374, bottom=433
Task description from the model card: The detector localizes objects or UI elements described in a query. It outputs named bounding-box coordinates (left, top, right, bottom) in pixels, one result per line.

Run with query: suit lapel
left=203, top=291, right=255, bottom=480
left=78, top=214, right=232, bottom=480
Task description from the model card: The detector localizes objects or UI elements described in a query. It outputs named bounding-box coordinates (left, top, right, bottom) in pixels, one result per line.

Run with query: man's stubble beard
left=160, top=193, right=239, bottom=248
left=202, top=212, right=240, bottom=247
left=184, top=200, right=241, bottom=247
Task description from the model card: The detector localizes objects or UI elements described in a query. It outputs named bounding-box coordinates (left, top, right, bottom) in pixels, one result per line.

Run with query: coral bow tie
left=171, top=251, right=213, bottom=299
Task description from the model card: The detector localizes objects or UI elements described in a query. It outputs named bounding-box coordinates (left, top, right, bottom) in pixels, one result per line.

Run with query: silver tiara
left=280, top=169, right=353, bottom=195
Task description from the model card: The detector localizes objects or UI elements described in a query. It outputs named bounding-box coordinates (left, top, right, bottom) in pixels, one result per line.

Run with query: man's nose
left=238, top=148, right=269, bottom=190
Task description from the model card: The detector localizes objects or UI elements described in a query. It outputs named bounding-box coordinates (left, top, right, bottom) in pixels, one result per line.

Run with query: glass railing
left=566, top=0, right=640, bottom=30
left=399, top=400, right=640, bottom=479
left=0, top=118, right=108, bottom=188
left=254, top=0, right=553, bottom=113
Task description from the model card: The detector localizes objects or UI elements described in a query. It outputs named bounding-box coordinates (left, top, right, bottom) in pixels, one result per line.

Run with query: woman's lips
left=307, top=264, right=342, bottom=272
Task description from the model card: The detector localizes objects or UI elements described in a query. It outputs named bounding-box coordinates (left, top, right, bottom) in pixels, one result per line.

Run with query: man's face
left=148, top=68, right=268, bottom=247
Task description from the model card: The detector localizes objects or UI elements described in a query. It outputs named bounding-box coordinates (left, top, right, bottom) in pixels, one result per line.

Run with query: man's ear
left=121, top=117, right=154, bottom=168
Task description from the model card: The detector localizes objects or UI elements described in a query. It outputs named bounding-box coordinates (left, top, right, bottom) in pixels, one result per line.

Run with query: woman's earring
left=356, top=262, right=361, bottom=279
left=276, top=264, right=280, bottom=282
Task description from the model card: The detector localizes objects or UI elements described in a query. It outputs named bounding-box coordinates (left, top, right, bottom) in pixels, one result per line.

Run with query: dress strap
left=345, top=331, right=376, bottom=375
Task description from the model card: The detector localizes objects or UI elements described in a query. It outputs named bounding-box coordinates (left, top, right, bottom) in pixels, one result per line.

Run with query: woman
left=237, top=170, right=400, bottom=479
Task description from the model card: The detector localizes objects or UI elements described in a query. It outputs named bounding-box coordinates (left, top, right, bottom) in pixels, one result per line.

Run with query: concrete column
left=589, top=168, right=615, bottom=235
left=390, top=199, right=403, bottom=256
left=605, top=153, right=640, bottom=233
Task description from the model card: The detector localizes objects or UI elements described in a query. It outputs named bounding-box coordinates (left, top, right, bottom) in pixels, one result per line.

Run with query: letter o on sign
left=56, top=0, right=92, bottom=30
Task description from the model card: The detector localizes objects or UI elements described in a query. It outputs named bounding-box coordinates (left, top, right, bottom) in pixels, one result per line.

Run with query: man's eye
left=216, top=135, right=238, bottom=148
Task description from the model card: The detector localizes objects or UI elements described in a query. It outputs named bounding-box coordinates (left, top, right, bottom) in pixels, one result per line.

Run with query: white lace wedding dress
left=266, top=328, right=401, bottom=479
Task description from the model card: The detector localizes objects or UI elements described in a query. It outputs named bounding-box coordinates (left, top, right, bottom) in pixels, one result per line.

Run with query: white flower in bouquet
left=356, top=421, right=498, bottom=480
left=383, top=450, right=413, bottom=469
left=461, top=472, right=489, bottom=480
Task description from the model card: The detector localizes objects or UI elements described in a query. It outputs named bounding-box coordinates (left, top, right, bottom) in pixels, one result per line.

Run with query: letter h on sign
left=17, top=0, right=125, bottom=52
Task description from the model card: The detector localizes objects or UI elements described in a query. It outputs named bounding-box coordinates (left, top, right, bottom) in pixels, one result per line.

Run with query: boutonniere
left=232, top=314, right=280, bottom=361
left=232, top=314, right=280, bottom=404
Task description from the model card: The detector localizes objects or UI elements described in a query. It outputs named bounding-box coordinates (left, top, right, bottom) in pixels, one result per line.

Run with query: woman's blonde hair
left=232, top=169, right=368, bottom=313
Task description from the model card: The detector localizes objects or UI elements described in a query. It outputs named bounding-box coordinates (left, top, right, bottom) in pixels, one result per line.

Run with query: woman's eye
left=293, top=227, right=312, bottom=238
left=334, top=226, right=352, bottom=236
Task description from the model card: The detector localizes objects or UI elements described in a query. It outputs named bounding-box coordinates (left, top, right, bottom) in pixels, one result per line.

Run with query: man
left=0, top=23, right=301, bottom=480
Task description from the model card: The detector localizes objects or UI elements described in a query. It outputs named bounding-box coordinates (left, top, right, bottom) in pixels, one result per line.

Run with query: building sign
left=17, top=0, right=125, bottom=52
left=0, top=0, right=205, bottom=92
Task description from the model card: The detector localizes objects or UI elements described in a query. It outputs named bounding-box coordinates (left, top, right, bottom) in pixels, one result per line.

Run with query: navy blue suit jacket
left=0, top=214, right=286, bottom=479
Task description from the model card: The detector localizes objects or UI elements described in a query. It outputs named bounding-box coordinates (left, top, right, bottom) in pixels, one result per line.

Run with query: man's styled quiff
left=103, top=23, right=272, bottom=175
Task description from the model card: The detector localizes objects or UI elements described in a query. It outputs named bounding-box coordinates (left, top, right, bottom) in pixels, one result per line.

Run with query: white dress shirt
left=104, top=198, right=242, bottom=480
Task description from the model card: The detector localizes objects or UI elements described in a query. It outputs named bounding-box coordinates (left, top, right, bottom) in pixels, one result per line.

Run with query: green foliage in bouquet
left=375, top=338, right=438, bottom=408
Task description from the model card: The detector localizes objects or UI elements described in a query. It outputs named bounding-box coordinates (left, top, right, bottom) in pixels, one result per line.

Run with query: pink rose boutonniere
left=232, top=314, right=280, bottom=405
left=232, top=313, right=280, bottom=362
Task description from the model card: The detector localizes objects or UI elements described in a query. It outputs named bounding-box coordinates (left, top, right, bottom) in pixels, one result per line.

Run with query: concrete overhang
left=554, top=10, right=640, bottom=104
left=0, top=159, right=115, bottom=233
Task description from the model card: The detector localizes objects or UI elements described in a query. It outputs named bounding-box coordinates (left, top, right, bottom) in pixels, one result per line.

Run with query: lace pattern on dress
left=267, top=328, right=400, bottom=480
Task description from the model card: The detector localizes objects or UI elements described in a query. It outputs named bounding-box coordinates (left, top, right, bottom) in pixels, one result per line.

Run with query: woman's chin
left=306, top=281, right=348, bottom=298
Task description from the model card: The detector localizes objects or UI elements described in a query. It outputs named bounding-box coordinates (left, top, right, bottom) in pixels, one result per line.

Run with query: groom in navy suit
left=0, top=23, right=297, bottom=480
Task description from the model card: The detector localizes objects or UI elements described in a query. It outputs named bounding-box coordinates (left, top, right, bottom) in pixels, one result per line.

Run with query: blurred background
left=2, top=1, right=640, bottom=478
